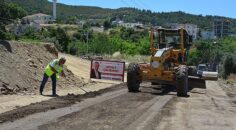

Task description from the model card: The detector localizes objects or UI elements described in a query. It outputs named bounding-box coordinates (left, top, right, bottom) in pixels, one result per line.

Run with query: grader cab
left=127, top=27, right=195, bottom=96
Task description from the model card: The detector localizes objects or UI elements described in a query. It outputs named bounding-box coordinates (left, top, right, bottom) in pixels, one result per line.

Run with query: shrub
left=223, top=54, right=236, bottom=79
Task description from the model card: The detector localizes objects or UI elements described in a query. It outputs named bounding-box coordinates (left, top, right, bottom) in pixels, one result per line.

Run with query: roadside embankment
left=0, top=40, right=85, bottom=95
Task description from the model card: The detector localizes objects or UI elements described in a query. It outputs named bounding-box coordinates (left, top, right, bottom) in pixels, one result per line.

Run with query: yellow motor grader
left=127, top=27, right=197, bottom=96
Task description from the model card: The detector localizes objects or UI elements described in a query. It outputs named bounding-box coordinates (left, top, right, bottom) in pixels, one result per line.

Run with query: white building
left=118, top=22, right=143, bottom=28
left=13, top=21, right=41, bottom=36
left=112, top=19, right=124, bottom=25
left=76, top=20, right=86, bottom=27
left=170, top=23, right=199, bottom=40
left=13, top=13, right=53, bottom=36
left=22, top=13, right=54, bottom=24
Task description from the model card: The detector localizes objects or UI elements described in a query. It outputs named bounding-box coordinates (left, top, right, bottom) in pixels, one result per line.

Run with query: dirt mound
left=0, top=40, right=85, bottom=95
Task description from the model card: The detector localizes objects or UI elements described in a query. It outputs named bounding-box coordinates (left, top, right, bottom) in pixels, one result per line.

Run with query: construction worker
left=39, top=57, right=66, bottom=96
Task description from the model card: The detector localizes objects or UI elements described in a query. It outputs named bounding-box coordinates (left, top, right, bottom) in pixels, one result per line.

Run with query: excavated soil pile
left=0, top=40, right=85, bottom=95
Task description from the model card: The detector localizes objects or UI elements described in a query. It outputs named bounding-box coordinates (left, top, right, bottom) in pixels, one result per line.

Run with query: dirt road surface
left=59, top=53, right=91, bottom=82
left=39, top=81, right=236, bottom=130
left=0, top=53, right=121, bottom=115
left=0, top=52, right=235, bottom=130
left=0, top=80, right=235, bottom=130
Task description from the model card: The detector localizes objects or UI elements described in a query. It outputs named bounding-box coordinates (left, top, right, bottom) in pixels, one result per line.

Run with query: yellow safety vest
left=44, top=59, right=63, bottom=78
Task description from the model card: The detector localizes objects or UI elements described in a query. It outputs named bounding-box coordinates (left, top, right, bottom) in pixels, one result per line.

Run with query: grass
left=16, top=38, right=42, bottom=45
left=226, top=79, right=236, bottom=84
left=103, top=52, right=150, bottom=63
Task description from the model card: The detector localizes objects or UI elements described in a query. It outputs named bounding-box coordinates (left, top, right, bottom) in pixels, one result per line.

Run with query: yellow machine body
left=140, top=28, right=192, bottom=84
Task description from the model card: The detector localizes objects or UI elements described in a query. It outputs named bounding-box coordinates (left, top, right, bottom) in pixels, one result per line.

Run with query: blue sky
left=50, top=0, right=236, bottom=18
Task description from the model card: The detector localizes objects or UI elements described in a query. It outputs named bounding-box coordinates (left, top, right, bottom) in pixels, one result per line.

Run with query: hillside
left=0, top=40, right=85, bottom=95
left=6, top=0, right=236, bottom=30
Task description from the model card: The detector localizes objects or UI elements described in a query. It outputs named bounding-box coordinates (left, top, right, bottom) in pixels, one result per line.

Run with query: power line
left=120, top=0, right=131, bottom=7
left=129, top=0, right=143, bottom=9
left=135, top=0, right=152, bottom=10
left=122, top=0, right=149, bottom=10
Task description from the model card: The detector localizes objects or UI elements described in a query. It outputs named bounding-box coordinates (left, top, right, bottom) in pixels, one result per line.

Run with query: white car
left=197, top=64, right=207, bottom=78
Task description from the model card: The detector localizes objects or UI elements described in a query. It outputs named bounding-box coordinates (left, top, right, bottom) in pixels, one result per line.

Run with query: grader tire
left=127, top=63, right=141, bottom=92
left=176, top=66, right=188, bottom=96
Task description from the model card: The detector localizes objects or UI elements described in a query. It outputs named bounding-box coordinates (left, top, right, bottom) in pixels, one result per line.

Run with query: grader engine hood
left=138, top=47, right=177, bottom=83
left=151, top=47, right=172, bottom=69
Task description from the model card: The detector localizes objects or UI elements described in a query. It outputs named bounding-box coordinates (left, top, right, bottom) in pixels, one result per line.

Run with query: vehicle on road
left=197, top=64, right=218, bottom=80
left=127, top=27, right=202, bottom=96
left=197, top=64, right=207, bottom=78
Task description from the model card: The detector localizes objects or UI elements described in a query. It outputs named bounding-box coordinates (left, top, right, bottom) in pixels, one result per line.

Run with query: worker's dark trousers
left=40, top=73, right=57, bottom=95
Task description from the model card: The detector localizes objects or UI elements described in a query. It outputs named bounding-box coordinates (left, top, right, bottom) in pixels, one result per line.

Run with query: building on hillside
left=13, top=13, right=54, bottom=36
left=201, top=31, right=215, bottom=40
left=229, top=34, right=236, bottom=37
left=13, top=0, right=57, bottom=35
left=118, top=22, right=143, bottom=29
left=22, top=13, right=54, bottom=25
left=213, top=19, right=230, bottom=38
left=91, top=27, right=104, bottom=33
left=76, top=20, right=86, bottom=27
left=111, top=19, right=124, bottom=25
left=12, top=20, right=41, bottom=36
left=169, top=23, right=199, bottom=40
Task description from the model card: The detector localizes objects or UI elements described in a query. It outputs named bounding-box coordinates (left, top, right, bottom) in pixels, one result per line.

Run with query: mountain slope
left=6, top=0, right=236, bottom=30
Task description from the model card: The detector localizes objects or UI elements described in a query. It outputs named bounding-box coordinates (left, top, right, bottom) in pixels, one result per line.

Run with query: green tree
left=7, top=3, right=27, bottom=19
left=103, top=20, right=111, bottom=30
left=0, top=0, right=27, bottom=39
left=138, top=37, right=150, bottom=55
left=23, top=27, right=38, bottom=39
left=90, top=33, right=109, bottom=54
left=55, top=28, right=70, bottom=52
left=66, top=16, right=77, bottom=24
left=223, top=55, right=234, bottom=79
left=195, top=40, right=215, bottom=63
left=187, top=48, right=198, bottom=66
left=68, top=41, right=79, bottom=55
left=0, top=23, right=7, bottom=39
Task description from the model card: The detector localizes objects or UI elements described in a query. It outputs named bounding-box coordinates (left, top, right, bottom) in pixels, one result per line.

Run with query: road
left=38, top=83, right=174, bottom=130
left=0, top=80, right=235, bottom=130
left=0, top=53, right=235, bottom=130
left=38, top=81, right=236, bottom=130
left=0, top=83, right=174, bottom=130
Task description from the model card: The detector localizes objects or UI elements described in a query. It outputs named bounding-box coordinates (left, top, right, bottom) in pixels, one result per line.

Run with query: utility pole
left=53, top=0, right=57, bottom=20
left=221, top=20, right=223, bottom=38
left=86, top=31, right=89, bottom=54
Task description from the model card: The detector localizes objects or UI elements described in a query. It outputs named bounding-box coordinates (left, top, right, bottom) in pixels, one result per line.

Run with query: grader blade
left=188, top=76, right=206, bottom=89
